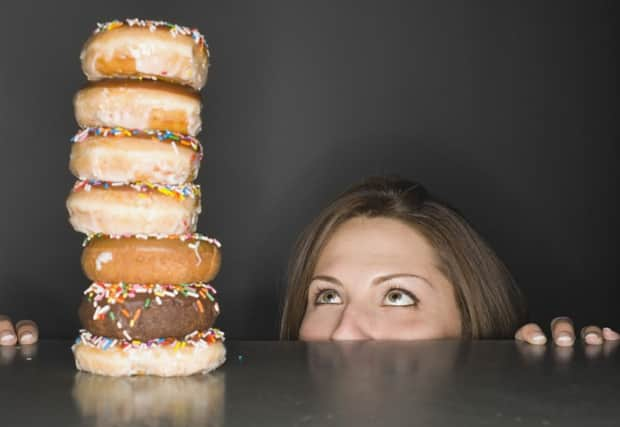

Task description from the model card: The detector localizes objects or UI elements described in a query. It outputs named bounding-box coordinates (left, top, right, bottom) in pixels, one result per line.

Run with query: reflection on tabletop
left=1, top=340, right=619, bottom=427
left=72, top=371, right=225, bottom=427
left=297, top=340, right=620, bottom=426
left=0, top=344, right=38, bottom=365
left=305, top=340, right=467, bottom=424
left=515, top=340, right=620, bottom=365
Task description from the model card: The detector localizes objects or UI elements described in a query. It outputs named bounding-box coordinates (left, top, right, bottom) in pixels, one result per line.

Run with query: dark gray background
left=0, top=0, right=617, bottom=339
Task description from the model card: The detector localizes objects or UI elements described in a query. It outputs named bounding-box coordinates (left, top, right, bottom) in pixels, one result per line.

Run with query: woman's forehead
left=314, top=216, right=438, bottom=275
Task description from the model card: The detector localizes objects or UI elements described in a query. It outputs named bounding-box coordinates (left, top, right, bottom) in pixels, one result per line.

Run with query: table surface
left=0, top=340, right=618, bottom=427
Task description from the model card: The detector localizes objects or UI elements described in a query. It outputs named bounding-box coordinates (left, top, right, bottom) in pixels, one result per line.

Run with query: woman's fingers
left=517, top=318, right=618, bottom=348
left=15, top=320, right=38, bottom=345
left=0, top=317, right=40, bottom=346
left=0, top=315, right=17, bottom=346
left=515, top=323, right=547, bottom=345
left=551, top=316, right=575, bottom=347
left=602, top=327, right=620, bottom=341
left=580, top=325, right=604, bottom=345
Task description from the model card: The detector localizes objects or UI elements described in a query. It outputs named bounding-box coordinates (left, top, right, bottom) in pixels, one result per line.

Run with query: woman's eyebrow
left=309, top=275, right=343, bottom=287
left=372, top=273, right=434, bottom=289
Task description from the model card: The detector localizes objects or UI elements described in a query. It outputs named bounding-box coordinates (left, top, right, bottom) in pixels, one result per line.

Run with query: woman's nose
left=330, top=305, right=371, bottom=341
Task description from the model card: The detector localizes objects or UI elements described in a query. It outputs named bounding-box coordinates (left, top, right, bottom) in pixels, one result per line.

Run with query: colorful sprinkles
left=72, top=18, right=223, bottom=360
left=76, top=328, right=225, bottom=351
left=82, top=232, right=221, bottom=248
left=71, top=127, right=203, bottom=156
left=85, top=282, right=217, bottom=310
left=93, top=19, right=208, bottom=53
left=72, top=179, right=201, bottom=200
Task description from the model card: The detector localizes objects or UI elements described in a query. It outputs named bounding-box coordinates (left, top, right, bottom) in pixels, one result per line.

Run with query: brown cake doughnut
left=79, top=283, right=220, bottom=341
left=74, top=79, right=202, bottom=136
left=81, top=19, right=209, bottom=90
left=81, top=233, right=221, bottom=284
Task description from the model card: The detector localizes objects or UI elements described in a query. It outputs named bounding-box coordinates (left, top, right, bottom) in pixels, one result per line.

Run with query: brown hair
left=280, top=176, right=527, bottom=340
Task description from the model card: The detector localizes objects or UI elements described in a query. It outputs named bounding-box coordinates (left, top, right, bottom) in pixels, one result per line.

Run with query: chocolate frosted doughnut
left=79, top=283, right=220, bottom=341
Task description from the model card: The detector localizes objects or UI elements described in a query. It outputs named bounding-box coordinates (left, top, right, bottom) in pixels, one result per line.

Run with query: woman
left=1, top=176, right=617, bottom=346
left=280, top=176, right=618, bottom=345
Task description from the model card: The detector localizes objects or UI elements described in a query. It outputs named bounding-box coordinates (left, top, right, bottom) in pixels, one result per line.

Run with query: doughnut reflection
left=72, top=371, right=225, bottom=427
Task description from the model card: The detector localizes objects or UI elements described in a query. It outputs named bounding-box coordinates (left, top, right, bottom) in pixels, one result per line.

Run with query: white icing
left=187, top=241, right=202, bottom=265
left=95, top=252, right=113, bottom=271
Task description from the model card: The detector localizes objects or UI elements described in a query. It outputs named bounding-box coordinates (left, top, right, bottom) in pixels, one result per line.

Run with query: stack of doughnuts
left=66, top=19, right=225, bottom=376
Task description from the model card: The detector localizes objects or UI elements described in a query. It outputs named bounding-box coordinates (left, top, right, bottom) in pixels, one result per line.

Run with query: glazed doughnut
left=81, top=19, right=209, bottom=90
left=66, top=180, right=201, bottom=235
left=73, top=329, right=226, bottom=376
left=81, top=233, right=221, bottom=284
left=79, top=283, right=220, bottom=341
left=74, top=79, right=202, bottom=136
left=70, top=127, right=203, bottom=185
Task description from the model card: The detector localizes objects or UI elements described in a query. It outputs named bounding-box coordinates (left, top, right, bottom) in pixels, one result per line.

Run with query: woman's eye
left=315, top=289, right=343, bottom=305
left=382, top=289, right=416, bottom=307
